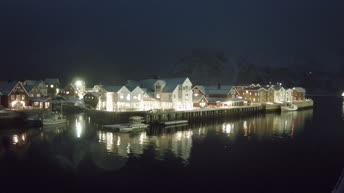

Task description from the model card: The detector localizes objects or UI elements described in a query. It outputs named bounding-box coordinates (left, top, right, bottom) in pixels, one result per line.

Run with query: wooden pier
left=87, top=105, right=263, bottom=124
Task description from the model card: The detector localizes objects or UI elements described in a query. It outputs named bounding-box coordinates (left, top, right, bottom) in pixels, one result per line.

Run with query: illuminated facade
left=0, top=81, right=29, bottom=109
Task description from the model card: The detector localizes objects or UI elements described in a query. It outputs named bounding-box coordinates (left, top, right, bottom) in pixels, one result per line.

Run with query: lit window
left=138, top=94, right=141, bottom=100
left=120, top=94, right=124, bottom=99
left=246, top=90, right=248, bottom=94
left=194, top=93, right=199, bottom=97
left=37, top=94, right=41, bottom=97
left=250, top=92, right=252, bottom=95
left=22, top=95, right=25, bottom=100
left=126, top=94, right=130, bottom=100
left=156, top=94, right=160, bottom=99
left=50, top=85, right=54, bottom=88
left=66, top=91, right=70, bottom=94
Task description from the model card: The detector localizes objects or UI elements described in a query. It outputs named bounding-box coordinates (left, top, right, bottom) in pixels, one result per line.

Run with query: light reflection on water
left=0, top=110, right=313, bottom=167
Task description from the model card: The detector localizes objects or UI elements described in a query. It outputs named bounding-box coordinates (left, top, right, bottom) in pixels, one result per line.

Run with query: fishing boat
left=102, top=116, right=148, bottom=132
left=281, top=103, right=298, bottom=112
left=42, top=112, right=67, bottom=126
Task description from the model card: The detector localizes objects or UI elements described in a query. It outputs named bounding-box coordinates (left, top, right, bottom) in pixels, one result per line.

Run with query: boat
left=25, top=114, right=43, bottom=127
left=160, top=120, right=188, bottom=126
left=42, top=112, right=67, bottom=126
left=102, top=116, right=149, bottom=132
left=281, top=103, right=298, bottom=112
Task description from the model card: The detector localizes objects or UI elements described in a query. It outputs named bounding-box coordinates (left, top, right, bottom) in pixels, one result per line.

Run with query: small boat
left=25, top=115, right=43, bottom=127
left=281, top=103, right=298, bottom=112
left=102, top=116, right=148, bottom=132
left=160, top=120, right=188, bottom=126
left=42, top=113, right=67, bottom=126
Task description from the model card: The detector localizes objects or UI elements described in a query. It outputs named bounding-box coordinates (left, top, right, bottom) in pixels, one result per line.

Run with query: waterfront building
left=44, top=78, right=61, bottom=97
left=0, top=81, right=29, bottom=109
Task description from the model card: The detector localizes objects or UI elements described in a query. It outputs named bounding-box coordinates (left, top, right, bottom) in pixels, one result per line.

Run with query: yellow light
left=13, top=135, right=19, bottom=144
left=106, top=92, right=113, bottom=111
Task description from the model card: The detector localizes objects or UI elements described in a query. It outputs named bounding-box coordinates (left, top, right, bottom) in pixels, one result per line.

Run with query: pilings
left=86, top=105, right=263, bottom=124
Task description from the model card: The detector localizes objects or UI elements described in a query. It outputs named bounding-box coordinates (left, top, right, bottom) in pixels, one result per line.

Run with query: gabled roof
left=139, top=79, right=158, bottom=92
left=45, top=78, right=60, bottom=85
left=125, top=80, right=141, bottom=91
left=24, top=85, right=35, bottom=93
left=244, top=86, right=266, bottom=91
left=204, top=85, right=235, bottom=95
left=293, top=87, right=306, bottom=92
left=193, top=94, right=208, bottom=103
left=0, top=81, right=29, bottom=96
left=102, top=85, right=127, bottom=93
left=64, top=83, right=76, bottom=90
left=29, top=97, right=51, bottom=102
left=84, top=92, right=101, bottom=97
left=193, top=85, right=206, bottom=95
left=162, top=77, right=189, bottom=93
left=24, top=80, right=41, bottom=86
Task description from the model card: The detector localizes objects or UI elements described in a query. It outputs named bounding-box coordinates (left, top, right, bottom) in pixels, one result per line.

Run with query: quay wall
left=86, top=105, right=263, bottom=124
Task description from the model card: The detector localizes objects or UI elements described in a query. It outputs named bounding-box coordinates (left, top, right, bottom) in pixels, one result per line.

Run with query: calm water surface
left=1, top=96, right=344, bottom=193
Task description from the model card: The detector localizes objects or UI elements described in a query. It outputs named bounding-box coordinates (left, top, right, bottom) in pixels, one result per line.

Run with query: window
left=138, top=94, right=141, bottom=100
left=50, top=85, right=54, bottom=88
left=37, top=94, right=41, bottom=97
left=120, top=94, right=124, bottom=99
left=66, top=91, right=70, bottom=94
left=156, top=94, right=160, bottom=99
left=11, top=95, right=15, bottom=100
left=21, top=95, right=25, bottom=100
left=126, top=94, right=130, bottom=100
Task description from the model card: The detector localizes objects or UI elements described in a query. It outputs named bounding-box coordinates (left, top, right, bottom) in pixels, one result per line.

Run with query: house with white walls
left=129, top=77, right=193, bottom=110
left=93, top=85, right=131, bottom=111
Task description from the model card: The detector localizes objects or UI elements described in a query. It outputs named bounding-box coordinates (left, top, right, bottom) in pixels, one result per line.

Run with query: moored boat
left=42, top=112, right=67, bottom=126
left=102, top=116, right=148, bottom=132
left=281, top=103, right=298, bottom=112
left=160, top=120, right=188, bottom=126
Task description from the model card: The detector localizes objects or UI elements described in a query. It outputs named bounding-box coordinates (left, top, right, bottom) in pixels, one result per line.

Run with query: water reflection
left=0, top=109, right=313, bottom=167
left=219, top=109, right=313, bottom=140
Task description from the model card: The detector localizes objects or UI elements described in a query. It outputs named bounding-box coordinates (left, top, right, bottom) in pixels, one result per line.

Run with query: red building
left=0, top=81, right=29, bottom=109
left=292, top=87, right=306, bottom=101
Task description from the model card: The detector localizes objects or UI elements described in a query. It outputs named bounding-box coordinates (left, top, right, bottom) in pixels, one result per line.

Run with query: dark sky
left=1, top=0, right=343, bottom=83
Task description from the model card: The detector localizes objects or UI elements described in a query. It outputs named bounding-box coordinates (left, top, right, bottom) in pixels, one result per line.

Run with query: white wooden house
left=93, top=85, right=131, bottom=111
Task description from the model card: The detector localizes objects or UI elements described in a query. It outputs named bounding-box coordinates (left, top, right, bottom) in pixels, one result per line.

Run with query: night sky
left=1, top=0, right=343, bottom=84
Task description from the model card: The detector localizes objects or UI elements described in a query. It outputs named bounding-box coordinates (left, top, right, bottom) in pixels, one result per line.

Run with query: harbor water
left=1, top=96, right=344, bottom=193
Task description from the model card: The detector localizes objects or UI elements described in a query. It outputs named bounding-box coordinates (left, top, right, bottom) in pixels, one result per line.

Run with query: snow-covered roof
left=24, top=80, right=41, bottom=86
left=45, top=78, right=60, bottom=85
left=24, top=85, right=35, bottom=93
left=102, top=85, right=125, bottom=92
left=29, top=97, right=51, bottom=102
left=293, top=87, right=306, bottom=92
left=204, top=85, right=235, bottom=95
left=139, top=79, right=158, bottom=92
left=193, top=95, right=207, bottom=103
left=0, top=81, right=21, bottom=95
left=162, top=77, right=188, bottom=93
left=244, top=86, right=265, bottom=91
left=125, top=80, right=140, bottom=91
left=193, top=85, right=206, bottom=95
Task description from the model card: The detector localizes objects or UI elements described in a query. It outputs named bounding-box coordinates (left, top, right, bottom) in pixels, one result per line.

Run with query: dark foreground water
left=1, top=96, right=344, bottom=193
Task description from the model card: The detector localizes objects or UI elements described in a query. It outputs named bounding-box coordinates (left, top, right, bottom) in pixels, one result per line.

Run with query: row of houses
left=192, top=83, right=306, bottom=108
left=0, top=77, right=307, bottom=111
left=0, top=79, right=60, bottom=109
